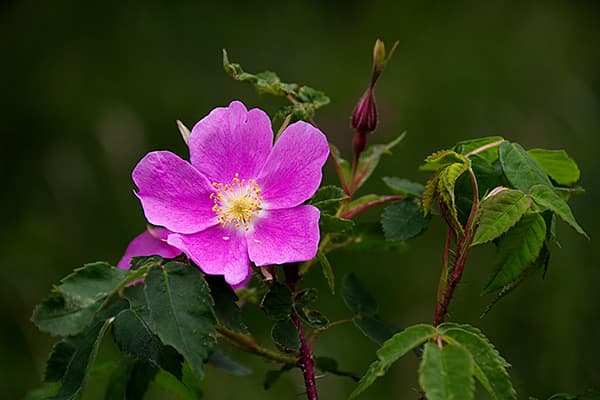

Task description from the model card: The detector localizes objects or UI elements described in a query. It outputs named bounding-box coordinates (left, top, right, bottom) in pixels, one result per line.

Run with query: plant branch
left=340, top=195, right=404, bottom=219
left=216, top=325, right=297, bottom=365
left=284, top=265, right=319, bottom=400
left=309, top=317, right=354, bottom=348
left=433, top=168, right=479, bottom=326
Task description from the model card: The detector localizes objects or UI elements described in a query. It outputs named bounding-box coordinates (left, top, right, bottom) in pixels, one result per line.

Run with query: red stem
left=284, top=265, right=319, bottom=400
left=433, top=169, right=479, bottom=326
left=340, top=195, right=404, bottom=219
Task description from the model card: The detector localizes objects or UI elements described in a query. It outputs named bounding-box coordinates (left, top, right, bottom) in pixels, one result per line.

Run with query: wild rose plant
left=29, top=41, right=590, bottom=400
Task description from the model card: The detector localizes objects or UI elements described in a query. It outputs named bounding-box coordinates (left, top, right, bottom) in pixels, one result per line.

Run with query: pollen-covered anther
left=211, top=173, right=263, bottom=230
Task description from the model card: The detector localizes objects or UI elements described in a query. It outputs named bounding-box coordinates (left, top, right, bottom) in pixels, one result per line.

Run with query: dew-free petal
left=133, top=151, right=218, bottom=234
left=167, top=227, right=251, bottom=286
left=189, top=101, right=273, bottom=183
left=257, top=121, right=329, bottom=209
left=117, top=229, right=182, bottom=269
left=247, top=205, right=320, bottom=266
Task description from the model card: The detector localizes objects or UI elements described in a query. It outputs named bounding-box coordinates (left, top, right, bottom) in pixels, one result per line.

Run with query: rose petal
left=117, top=229, right=182, bottom=270
left=257, top=121, right=329, bottom=209
left=132, top=151, right=218, bottom=234
left=189, top=101, right=273, bottom=184
left=247, top=206, right=320, bottom=266
left=167, top=226, right=251, bottom=286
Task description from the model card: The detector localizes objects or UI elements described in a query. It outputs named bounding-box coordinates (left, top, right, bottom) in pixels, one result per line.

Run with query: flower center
left=211, top=173, right=263, bottom=230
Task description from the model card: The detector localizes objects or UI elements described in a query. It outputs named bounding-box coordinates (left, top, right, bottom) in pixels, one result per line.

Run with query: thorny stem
left=340, top=195, right=404, bottom=219
left=433, top=168, right=479, bottom=326
left=284, top=265, right=319, bottom=400
left=216, top=325, right=297, bottom=365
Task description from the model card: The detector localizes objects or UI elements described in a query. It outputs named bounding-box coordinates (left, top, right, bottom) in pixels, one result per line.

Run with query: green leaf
left=422, top=174, right=440, bottom=215
left=485, top=213, right=547, bottom=293
left=421, top=149, right=469, bottom=172
left=438, top=323, right=516, bottom=400
left=381, top=200, right=429, bottom=241
left=341, top=273, right=378, bottom=316
left=271, top=318, right=299, bottom=352
left=499, top=142, right=552, bottom=192
left=144, top=262, right=216, bottom=378
left=153, top=365, right=205, bottom=400
left=260, top=282, right=293, bottom=321
left=112, top=308, right=183, bottom=379
left=419, top=342, right=474, bottom=400
left=122, top=362, right=157, bottom=400
left=317, top=251, right=336, bottom=294
left=104, top=359, right=132, bottom=400
left=437, top=162, right=471, bottom=234
left=527, top=149, right=580, bottom=186
left=353, top=315, right=400, bottom=345
left=32, top=262, right=147, bottom=337
left=382, top=177, right=425, bottom=197
left=319, top=214, right=354, bottom=235
left=315, top=356, right=361, bottom=382
left=330, top=144, right=352, bottom=189
left=207, top=349, right=252, bottom=376
left=205, top=275, right=249, bottom=334
left=473, top=189, right=531, bottom=245
left=353, top=132, right=407, bottom=191
left=349, top=324, right=436, bottom=399
left=454, top=136, right=504, bottom=163
left=309, top=185, right=348, bottom=214
left=530, top=184, right=589, bottom=239
left=23, top=383, right=60, bottom=400
left=298, top=309, right=329, bottom=328
left=50, top=319, right=112, bottom=400
left=293, top=288, right=318, bottom=309
left=338, top=222, right=408, bottom=253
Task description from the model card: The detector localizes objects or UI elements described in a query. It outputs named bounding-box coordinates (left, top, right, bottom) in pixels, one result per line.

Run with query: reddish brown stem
left=340, top=195, right=404, bottom=219
left=433, top=169, right=479, bottom=326
left=284, top=265, right=319, bottom=400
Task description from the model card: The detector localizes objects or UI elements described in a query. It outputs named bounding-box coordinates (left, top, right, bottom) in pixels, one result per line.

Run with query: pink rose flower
left=131, top=101, right=329, bottom=286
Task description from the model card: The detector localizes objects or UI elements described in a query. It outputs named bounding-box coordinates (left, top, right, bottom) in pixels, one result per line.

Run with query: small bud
left=372, top=39, right=387, bottom=78
left=351, top=88, right=378, bottom=135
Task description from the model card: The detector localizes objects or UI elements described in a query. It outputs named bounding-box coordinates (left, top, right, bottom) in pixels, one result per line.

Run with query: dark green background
left=2, top=1, right=599, bottom=399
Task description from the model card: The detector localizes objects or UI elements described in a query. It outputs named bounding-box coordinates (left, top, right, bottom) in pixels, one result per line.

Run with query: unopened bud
left=351, top=88, right=378, bottom=135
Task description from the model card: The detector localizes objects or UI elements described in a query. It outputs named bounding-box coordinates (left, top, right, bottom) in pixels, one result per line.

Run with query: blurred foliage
left=1, top=1, right=600, bottom=399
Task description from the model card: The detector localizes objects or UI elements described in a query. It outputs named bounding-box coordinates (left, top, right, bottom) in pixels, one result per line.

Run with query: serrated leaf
left=353, top=315, right=401, bottom=345
left=341, top=273, right=378, bottom=316
left=454, top=136, right=504, bottom=163
left=205, top=275, right=249, bottom=334
left=260, top=282, right=292, bottom=321
left=421, top=149, right=469, bottom=172
left=330, top=144, right=352, bottom=190
left=123, top=362, right=157, bottom=400
left=422, top=174, right=439, bottom=215
left=144, top=262, right=216, bottom=378
left=353, top=132, right=407, bottom=191
left=419, top=342, right=474, bottom=400
left=530, top=184, right=589, bottom=239
left=485, top=213, right=547, bottom=293
left=207, top=349, right=252, bottom=376
left=49, top=319, right=112, bottom=400
left=381, top=200, right=429, bottom=241
left=294, top=288, right=318, bottom=309
left=382, top=177, right=425, bottom=197
left=309, top=185, right=348, bottom=214
left=271, top=318, right=299, bottom=352
left=349, top=324, right=436, bottom=399
left=317, top=251, right=336, bottom=294
left=527, top=149, right=580, bottom=186
left=299, top=309, right=329, bottom=328
left=473, top=189, right=531, bottom=245
left=439, top=323, right=516, bottom=399
left=32, top=261, right=153, bottom=337
left=437, top=162, right=471, bottom=234
left=315, top=356, right=361, bottom=382
left=499, top=142, right=552, bottom=192
left=112, top=308, right=183, bottom=379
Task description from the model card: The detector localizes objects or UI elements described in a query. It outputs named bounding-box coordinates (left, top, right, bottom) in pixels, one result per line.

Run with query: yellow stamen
left=211, top=173, right=263, bottom=230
